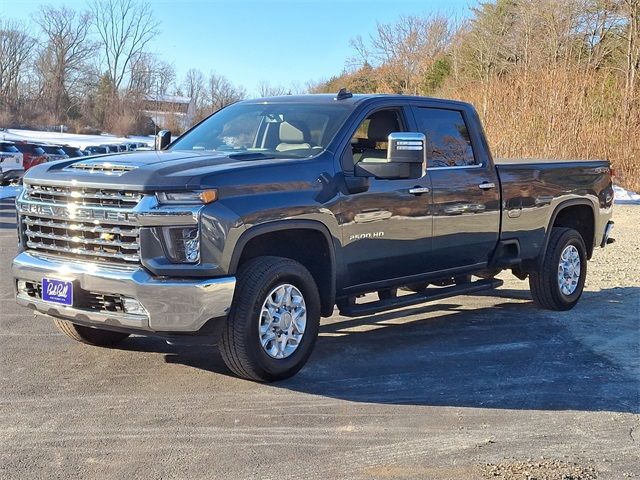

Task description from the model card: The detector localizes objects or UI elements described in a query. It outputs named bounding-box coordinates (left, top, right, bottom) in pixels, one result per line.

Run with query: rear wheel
left=54, top=319, right=130, bottom=346
left=219, top=256, right=321, bottom=382
left=529, top=227, right=587, bottom=311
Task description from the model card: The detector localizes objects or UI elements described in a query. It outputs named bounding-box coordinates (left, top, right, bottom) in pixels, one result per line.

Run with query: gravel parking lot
left=0, top=199, right=638, bottom=479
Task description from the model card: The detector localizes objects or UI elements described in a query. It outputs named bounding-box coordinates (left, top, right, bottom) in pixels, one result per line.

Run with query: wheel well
left=236, top=228, right=335, bottom=316
left=552, top=205, right=595, bottom=258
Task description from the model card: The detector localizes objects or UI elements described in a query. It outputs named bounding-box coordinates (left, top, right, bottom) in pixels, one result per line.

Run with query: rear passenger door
left=411, top=105, right=500, bottom=272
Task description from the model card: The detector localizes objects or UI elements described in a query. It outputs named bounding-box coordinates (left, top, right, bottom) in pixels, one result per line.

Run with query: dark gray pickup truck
left=12, top=92, right=615, bottom=381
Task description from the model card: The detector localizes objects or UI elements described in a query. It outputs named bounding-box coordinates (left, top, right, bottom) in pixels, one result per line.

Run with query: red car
left=14, top=142, right=47, bottom=171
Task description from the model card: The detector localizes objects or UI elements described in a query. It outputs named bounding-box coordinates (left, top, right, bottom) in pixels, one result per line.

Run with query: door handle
left=408, top=186, right=430, bottom=195
left=478, top=182, right=495, bottom=190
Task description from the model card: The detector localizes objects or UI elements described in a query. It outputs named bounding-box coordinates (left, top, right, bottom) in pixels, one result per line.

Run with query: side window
left=349, top=109, right=405, bottom=166
left=413, top=107, right=476, bottom=168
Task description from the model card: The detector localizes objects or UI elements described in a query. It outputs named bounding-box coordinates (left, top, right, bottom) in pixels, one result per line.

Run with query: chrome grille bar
left=24, top=229, right=139, bottom=250
left=23, top=217, right=139, bottom=237
left=26, top=241, right=140, bottom=263
left=24, top=184, right=142, bottom=208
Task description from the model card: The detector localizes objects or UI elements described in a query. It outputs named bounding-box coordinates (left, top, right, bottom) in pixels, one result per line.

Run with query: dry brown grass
left=440, top=67, right=640, bottom=192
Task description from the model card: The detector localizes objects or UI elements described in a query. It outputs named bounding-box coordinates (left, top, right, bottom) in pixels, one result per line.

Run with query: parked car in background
left=39, top=144, right=69, bottom=161
left=61, top=145, right=86, bottom=158
left=0, top=141, right=24, bottom=185
left=106, top=145, right=119, bottom=153
left=84, top=145, right=109, bottom=156
left=14, top=142, right=47, bottom=172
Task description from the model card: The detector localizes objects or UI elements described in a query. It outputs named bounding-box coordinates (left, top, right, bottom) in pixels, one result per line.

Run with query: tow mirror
left=155, top=130, right=171, bottom=150
left=355, top=132, right=426, bottom=180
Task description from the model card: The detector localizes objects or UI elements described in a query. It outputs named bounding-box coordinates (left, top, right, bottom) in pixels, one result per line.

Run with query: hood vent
left=66, top=160, right=139, bottom=176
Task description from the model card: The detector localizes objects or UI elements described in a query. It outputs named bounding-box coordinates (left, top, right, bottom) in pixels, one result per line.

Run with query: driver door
left=335, top=106, right=433, bottom=289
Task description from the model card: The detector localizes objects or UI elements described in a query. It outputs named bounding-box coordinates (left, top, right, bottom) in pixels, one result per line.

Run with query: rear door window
left=412, top=107, right=476, bottom=168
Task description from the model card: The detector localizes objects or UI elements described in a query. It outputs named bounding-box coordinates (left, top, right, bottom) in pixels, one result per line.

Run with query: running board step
left=338, top=278, right=504, bottom=317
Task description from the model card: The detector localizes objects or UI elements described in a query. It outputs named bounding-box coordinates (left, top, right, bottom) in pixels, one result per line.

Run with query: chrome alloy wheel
left=258, top=283, right=307, bottom=359
left=557, top=245, right=581, bottom=296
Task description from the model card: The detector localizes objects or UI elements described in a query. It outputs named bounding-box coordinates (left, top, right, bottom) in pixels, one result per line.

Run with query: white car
left=0, top=141, right=24, bottom=185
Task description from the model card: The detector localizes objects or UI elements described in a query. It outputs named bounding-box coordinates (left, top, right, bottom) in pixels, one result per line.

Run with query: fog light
left=122, top=297, right=147, bottom=316
left=161, top=226, right=200, bottom=263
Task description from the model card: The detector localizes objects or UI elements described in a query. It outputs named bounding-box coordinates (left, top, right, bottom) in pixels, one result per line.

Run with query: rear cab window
left=412, top=107, right=477, bottom=168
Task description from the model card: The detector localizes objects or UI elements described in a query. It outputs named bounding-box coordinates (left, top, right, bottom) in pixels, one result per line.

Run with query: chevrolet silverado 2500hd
left=12, top=92, right=615, bottom=381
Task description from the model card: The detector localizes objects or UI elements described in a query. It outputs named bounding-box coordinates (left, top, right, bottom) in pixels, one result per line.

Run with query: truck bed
left=495, top=158, right=613, bottom=262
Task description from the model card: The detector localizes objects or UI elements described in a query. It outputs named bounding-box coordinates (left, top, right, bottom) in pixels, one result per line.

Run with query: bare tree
left=34, top=6, right=94, bottom=121
left=90, top=0, right=160, bottom=92
left=622, top=0, right=640, bottom=120
left=206, top=72, right=245, bottom=112
left=182, top=68, right=207, bottom=120
left=0, top=20, right=36, bottom=110
left=129, top=52, right=175, bottom=96
left=257, top=81, right=287, bottom=97
left=352, top=14, right=453, bottom=94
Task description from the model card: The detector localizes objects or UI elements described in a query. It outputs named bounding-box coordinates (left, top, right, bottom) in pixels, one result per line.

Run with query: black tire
left=219, top=256, right=321, bottom=382
left=529, top=227, right=587, bottom=311
left=54, top=319, right=130, bottom=346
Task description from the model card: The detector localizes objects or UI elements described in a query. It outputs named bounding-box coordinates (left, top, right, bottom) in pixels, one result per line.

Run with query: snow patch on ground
left=613, top=185, right=640, bottom=205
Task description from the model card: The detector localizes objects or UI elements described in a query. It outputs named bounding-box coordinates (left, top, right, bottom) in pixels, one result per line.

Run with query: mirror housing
left=355, top=132, right=426, bottom=180
left=155, top=130, right=171, bottom=150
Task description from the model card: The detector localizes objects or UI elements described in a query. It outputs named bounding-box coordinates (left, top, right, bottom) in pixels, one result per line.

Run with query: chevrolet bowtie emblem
left=100, top=233, right=115, bottom=241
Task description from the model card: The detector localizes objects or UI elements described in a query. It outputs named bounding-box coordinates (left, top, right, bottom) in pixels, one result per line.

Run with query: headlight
left=161, top=226, right=200, bottom=263
left=156, top=190, right=217, bottom=204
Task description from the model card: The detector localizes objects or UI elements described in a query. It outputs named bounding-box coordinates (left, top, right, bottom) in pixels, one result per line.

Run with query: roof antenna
left=335, top=88, right=353, bottom=100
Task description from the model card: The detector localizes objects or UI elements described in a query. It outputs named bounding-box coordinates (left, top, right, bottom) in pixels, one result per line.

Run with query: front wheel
left=219, top=256, right=321, bottom=382
left=529, top=227, right=587, bottom=311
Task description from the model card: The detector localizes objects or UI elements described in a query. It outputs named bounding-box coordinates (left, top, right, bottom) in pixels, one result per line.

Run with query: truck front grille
left=20, top=183, right=142, bottom=265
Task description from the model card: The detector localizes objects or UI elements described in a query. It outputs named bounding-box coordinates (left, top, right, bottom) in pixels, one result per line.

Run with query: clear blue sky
left=3, top=0, right=475, bottom=96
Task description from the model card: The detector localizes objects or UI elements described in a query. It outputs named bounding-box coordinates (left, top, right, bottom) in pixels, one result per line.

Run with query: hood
left=22, top=149, right=289, bottom=191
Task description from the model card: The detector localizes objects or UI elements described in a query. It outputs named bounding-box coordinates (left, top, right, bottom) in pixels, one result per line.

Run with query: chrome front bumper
left=12, top=251, right=236, bottom=333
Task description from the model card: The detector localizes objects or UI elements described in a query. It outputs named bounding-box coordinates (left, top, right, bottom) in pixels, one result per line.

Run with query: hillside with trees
left=0, top=0, right=638, bottom=190
left=314, top=0, right=639, bottom=191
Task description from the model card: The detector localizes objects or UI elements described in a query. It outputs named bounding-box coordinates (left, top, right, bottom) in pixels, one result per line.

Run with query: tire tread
left=219, top=256, right=319, bottom=381
left=529, top=227, right=586, bottom=311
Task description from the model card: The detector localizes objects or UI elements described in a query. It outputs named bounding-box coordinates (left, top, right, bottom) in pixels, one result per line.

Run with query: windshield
left=170, top=102, right=353, bottom=159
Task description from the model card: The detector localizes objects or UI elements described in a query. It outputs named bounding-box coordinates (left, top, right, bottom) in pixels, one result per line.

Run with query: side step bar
left=338, top=278, right=504, bottom=317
